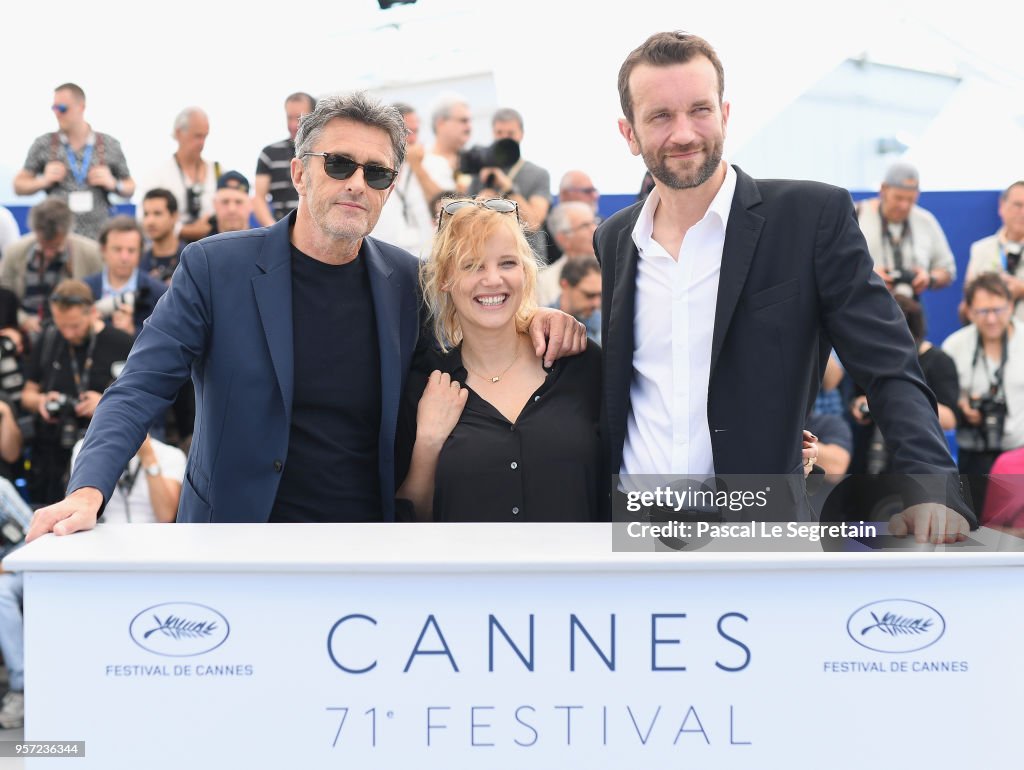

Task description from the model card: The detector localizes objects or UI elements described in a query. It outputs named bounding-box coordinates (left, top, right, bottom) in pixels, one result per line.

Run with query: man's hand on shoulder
left=528, top=307, right=587, bottom=368
left=888, top=504, right=969, bottom=545
left=26, top=487, right=104, bottom=542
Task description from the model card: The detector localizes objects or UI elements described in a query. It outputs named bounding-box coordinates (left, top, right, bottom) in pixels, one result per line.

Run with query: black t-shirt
left=141, top=242, right=186, bottom=283
left=269, top=245, right=383, bottom=522
left=25, top=323, right=133, bottom=439
left=398, top=343, right=604, bottom=522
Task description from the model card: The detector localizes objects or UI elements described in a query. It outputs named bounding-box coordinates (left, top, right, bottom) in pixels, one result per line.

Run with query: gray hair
left=492, top=107, right=524, bottom=130
left=295, top=91, right=406, bottom=170
left=173, top=107, right=207, bottom=134
left=430, top=93, right=469, bottom=131
left=548, top=201, right=593, bottom=234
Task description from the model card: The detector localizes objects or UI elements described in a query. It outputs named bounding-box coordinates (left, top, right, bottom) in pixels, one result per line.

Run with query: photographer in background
left=84, top=217, right=167, bottom=338
left=942, top=273, right=1024, bottom=511
left=856, top=162, right=955, bottom=299
left=467, top=108, right=551, bottom=261
left=851, top=294, right=959, bottom=474
left=139, top=188, right=185, bottom=285
left=20, top=280, right=132, bottom=505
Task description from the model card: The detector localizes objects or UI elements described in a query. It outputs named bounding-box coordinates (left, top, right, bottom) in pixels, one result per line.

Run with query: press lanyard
left=880, top=212, right=910, bottom=271
left=66, top=333, right=98, bottom=398
left=971, top=330, right=1008, bottom=397
left=64, top=143, right=94, bottom=186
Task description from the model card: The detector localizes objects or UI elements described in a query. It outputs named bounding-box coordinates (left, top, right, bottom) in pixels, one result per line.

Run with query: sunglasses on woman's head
left=301, top=152, right=397, bottom=190
left=437, top=198, right=520, bottom=231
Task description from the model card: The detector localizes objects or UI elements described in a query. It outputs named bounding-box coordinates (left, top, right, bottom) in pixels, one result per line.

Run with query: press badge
left=68, top=190, right=94, bottom=213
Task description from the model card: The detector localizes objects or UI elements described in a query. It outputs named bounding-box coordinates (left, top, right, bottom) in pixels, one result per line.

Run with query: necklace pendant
left=490, top=376, right=500, bottom=383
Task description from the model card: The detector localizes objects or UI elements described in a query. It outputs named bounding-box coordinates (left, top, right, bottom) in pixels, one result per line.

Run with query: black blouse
left=398, top=344, right=605, bottom=522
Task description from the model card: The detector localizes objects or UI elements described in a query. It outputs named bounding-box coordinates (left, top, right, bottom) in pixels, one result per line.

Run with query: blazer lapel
left=711, top=167, right=765, bottom=375
left=604, top=204, right=643, bottom=473
left=253, top=215, right=295, bottom=423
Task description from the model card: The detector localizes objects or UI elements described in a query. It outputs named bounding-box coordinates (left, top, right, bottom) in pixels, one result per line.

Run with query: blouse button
left=510, top=461, right=518, bottom=470
left=534, top=396, right=540, bottom=402
left=512, top=507, right=520, bottom=515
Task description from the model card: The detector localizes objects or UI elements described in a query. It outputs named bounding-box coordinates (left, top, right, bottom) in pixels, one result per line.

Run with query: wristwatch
left=144, top=464, right=162, bottom=478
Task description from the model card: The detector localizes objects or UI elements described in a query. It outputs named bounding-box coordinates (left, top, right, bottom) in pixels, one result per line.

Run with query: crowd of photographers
left=0, top=80, right=1021, bottom=726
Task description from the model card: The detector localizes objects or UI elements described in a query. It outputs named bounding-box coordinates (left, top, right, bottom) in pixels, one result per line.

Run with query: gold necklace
left=463, top=341, right=521, bottom=384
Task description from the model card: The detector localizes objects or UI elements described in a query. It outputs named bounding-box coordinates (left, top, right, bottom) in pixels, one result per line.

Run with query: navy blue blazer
left=596, top=166, right=975, bottom=523
left=68, top=214, right=422, bottom=522
left=83, top=270, right=168, bottom=336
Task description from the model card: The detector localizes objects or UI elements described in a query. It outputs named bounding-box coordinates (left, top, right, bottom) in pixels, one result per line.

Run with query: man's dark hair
left=54, top=82, right=86, bottom=102
left=617, top=31, right=725, bottom=123
left=29, top=199, right=73, bottom=241
left=492, top=107, right=524, bottom=130
left=965, top=272, right=1012, bottom=305
left=286, top=91, right=317, bottom=112
left=1000, top=180, right=1024, bottom=202
left=98, top=216, right=144, bottom=249
left=894, top=294, right=926, bottom=344
left=560, top=257, right=601, bottom=287
left=143, top=188, right=178, bottom=215
left=392, top=102, right=416, bottom=117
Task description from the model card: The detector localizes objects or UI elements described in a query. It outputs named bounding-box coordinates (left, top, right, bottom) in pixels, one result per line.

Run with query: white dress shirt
left=621, top=163, right=737, bottom=480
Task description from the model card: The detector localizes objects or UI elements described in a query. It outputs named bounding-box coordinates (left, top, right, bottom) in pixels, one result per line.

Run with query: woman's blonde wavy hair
left=420, top=202, right=540, bottom=352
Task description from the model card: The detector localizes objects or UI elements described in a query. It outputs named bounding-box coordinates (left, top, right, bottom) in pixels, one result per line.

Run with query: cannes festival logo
left=129, top=603, right=230, bottom=657
left=847, top=599, right=945, bottom=654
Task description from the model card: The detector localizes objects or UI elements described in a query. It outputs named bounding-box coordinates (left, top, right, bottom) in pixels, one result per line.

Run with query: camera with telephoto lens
left=970, top=392, right=1007, bottom=451
left=459, top=138, right=521, bottom=189
left=94, top=291, right=135, bottom=318
left=45, top=393, right=84, bottom=450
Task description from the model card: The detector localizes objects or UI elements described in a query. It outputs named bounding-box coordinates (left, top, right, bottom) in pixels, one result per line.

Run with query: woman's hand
left=416, top=371, right=468, bottom=448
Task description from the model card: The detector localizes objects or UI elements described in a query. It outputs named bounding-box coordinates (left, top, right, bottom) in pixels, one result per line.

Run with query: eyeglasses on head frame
left=437, top=198, right=520, bottom=231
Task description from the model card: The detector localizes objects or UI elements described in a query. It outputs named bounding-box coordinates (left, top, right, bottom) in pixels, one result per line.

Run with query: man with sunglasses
left=14, top=83, right=135, bottom=241
left=29, top=93, right=585, bottom=536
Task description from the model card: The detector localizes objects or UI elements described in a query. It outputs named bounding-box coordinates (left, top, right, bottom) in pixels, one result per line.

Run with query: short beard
left=643, top=141, right=723, bottom=191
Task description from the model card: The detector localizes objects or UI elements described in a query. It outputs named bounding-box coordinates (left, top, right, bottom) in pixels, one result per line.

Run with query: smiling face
left=448, top=228, right=526, bottom=336
left=292, top=117, right=395, bottom=243
left=618, top=58, right=729, bottom=191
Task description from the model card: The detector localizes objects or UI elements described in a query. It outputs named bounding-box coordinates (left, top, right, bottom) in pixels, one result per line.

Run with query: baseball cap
left=217, top=170, right=250, bottom=193
left=882, top=162, right=919, bottom=190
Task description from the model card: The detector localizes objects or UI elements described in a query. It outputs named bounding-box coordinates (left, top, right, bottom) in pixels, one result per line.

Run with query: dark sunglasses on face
left=301, top=152, right=397, bottom=190
left=437, top=198, right=520, bottom=231
left=51, top=104, right=70, bottom=114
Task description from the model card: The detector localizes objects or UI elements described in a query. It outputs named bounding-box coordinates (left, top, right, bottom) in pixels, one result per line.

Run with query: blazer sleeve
left=66, top=240, right=213, bottom=503
left=812, top=187, right=976, bottom=525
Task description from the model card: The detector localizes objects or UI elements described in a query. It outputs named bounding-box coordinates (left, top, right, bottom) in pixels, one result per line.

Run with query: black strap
left=971, top=329, right=1009, bottom=397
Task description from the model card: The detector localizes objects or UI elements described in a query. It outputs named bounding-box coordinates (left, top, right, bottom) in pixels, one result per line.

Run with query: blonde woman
left=397, top=199, right=603, bottom=521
